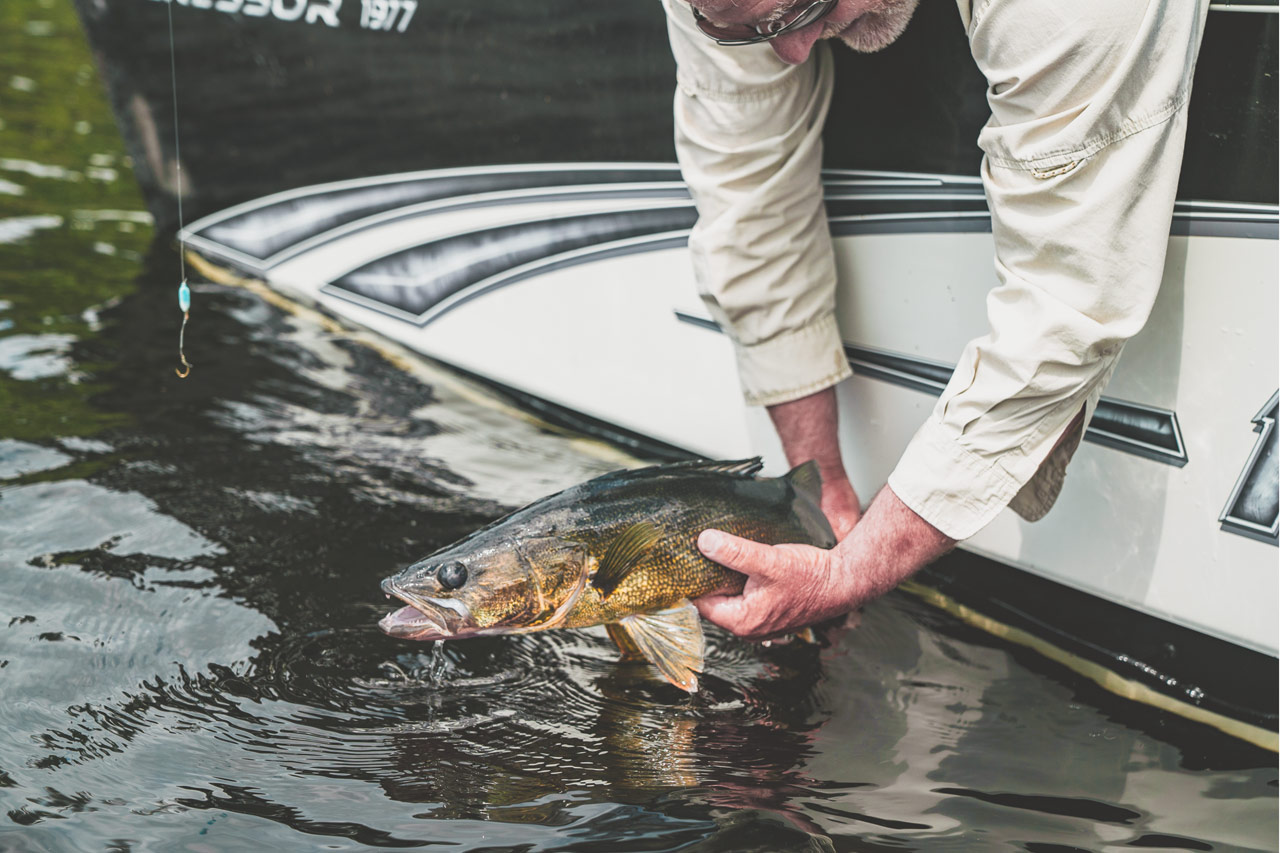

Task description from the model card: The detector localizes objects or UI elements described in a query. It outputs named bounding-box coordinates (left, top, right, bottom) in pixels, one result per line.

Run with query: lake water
left=2, top=1, right=1277, bottom=850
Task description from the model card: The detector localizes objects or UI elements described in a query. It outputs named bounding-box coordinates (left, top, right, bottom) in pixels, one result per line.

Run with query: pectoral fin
left=615, top=600, right=705, bottom=692
left=591, top=521, right=662, bottom=598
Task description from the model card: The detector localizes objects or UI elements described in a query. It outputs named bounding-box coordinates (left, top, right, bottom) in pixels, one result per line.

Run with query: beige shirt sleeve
left=664, top=0, right=1209, bottom=541
left=889, top=0, right=1210, bottom=539
left=664, top=0, right=851, bottom=407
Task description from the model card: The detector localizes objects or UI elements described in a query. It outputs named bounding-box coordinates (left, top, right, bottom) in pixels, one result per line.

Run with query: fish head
left=379, top=534, right=589, bottom=641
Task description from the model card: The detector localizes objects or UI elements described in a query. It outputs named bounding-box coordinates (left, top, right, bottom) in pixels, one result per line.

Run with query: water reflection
left=2, top=261, right=1276, bottom=849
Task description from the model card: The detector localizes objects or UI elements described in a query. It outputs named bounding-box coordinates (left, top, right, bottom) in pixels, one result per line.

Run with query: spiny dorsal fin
left=783, top=459, right=823, bottom=505
left=674, top=457, right=764, bottom=477
left=591, top=457, right=764, bottom=485
left=615, top=600, right=705, bottom=692
left=591, top=521, right=663, bottom=598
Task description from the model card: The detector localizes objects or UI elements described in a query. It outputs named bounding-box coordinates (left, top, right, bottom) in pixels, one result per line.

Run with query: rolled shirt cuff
left=887, top=416, right=1024, bottom=541
left=733, top=312, right=852, bottom=407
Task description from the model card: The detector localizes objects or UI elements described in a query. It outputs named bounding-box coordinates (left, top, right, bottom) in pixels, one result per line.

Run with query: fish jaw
left=379, top=577, right=477, bottom=641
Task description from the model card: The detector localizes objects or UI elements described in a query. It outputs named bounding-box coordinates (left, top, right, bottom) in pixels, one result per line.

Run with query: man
left=667, top=0, right=1210, bottom=638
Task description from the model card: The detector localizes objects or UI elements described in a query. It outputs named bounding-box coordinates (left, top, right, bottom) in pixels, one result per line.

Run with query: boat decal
left=181, top=165, right=1278, bottom=281
left=180, top=165, right=687, bottom=271
left=323, top=231, right=694, bottom=326
left=676, top=312, right=1191, bottom=467
left=146, top=0, right=449, bottom=33
left=326, top=205, right=698, bottom=316
left=318, top=202, right=1005, bottom=326
left=1219, top=391, right=1280, bottom=544
left=149, top=0, right=345, bottom=29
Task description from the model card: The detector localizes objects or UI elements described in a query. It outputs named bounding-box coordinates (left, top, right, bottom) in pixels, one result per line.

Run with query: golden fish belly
left=557, top=548, right=744, bottom=630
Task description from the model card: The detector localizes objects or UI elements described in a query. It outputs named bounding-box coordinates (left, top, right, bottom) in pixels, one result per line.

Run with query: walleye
left=379, top=458, right=835, bottom=691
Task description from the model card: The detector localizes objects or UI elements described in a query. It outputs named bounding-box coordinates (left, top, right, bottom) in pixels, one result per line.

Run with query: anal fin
left=615, top=600, right=705, bottom=692
left=606, top=622, right=645, bottom=660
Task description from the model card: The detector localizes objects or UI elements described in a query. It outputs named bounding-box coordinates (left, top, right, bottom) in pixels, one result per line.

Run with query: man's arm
left=687, top=0, right=1209, bottom=638
left=695, top=383, right=953, bottom=638
left=665, top=0, right=851, bottom=409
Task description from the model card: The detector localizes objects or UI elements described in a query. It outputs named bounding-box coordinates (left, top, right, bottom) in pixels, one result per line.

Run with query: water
left=2, top=2, right=1277, bottom=851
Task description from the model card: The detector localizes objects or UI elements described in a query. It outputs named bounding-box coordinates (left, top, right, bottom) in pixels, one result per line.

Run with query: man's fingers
left=692, top=593, right=744, bottom=628
left=697, top=529, right=778, bottom=576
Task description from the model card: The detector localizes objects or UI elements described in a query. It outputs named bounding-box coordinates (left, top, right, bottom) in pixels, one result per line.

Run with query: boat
left=81, top=0, right=1278, bottom=747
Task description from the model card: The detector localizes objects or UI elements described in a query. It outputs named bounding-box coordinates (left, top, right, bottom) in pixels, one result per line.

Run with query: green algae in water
left=0, top=0, right=153, bottom=444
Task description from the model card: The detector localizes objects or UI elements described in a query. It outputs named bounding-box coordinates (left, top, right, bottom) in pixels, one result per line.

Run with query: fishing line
left=166, top=0, right=192, bottom=378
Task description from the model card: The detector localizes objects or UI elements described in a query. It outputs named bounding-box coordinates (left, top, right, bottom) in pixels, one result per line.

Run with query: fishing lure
left=176, top=279, right=191, bottom=378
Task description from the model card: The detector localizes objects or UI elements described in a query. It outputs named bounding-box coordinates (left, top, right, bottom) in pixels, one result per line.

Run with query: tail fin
left=784, top=460, right=822, bottom=504
left=783, top=461, right=836, bottom=549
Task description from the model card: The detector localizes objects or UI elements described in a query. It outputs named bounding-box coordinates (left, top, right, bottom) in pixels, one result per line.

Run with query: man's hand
left=694, top=533, right=844, bottom=639
left=695, top=485, right=955, bottom=639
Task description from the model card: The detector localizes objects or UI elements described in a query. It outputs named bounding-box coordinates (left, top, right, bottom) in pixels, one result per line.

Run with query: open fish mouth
left=379, top=578, right=475, bottom=641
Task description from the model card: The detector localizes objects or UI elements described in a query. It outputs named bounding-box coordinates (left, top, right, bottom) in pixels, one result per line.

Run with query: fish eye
left=438, top=561, right=468, bottom=590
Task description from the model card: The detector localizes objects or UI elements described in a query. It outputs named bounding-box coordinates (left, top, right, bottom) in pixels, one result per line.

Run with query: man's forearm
left=767, top=386, right=846, bottom=485
left=767, top=386, right=861, bottom=538
left=837, top=485, right=956, bottom=608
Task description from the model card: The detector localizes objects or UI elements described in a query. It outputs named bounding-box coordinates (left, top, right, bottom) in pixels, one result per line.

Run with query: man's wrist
left=836, top=484, right=956, bottom=607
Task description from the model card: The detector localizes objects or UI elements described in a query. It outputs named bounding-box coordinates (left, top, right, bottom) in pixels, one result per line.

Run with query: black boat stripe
left=329, top=206, right=699, bottom=316
left=313, top=191, right=1272, bottom=338
left=320, top=208, right=999, bottom=326
left=275, top=190, right=990, bottom=274
left=322, top=231, right=695, bottom=325
left=184, top=165, right=1278, bottom=274
left=191, top=166, right=688, bottom=265
left=674, top=311, right=1189, bottom=467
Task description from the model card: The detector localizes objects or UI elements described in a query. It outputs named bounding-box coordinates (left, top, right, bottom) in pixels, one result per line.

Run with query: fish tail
left=783, top=460, right=836, bottom=548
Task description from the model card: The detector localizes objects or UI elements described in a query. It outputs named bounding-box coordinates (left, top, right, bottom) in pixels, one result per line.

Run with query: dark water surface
left=2, top=2, right=1278, bottom=851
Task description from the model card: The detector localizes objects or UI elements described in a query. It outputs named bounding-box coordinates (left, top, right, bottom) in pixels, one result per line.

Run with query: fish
left=378, top=457, right=836, bottom=692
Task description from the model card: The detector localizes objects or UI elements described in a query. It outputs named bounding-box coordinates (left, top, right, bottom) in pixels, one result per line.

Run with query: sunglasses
left=690, top=0, right=838, bottom=46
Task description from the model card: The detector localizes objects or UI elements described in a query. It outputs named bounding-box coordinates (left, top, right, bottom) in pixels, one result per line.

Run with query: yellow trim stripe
left=900, top=579, right=1278, bottom=752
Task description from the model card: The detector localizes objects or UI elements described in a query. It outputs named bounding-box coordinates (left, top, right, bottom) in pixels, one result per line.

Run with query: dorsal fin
left=591, top=521, right=663, bottom=598
left=614, top=600, right=705, bottom=692
left=590, top=457, right=764, bottom=485
left=671, top=457, right=764, bottom=477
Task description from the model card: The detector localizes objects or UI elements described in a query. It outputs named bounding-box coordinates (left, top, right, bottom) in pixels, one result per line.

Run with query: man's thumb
left=698, top=529, right=775, bottom=576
